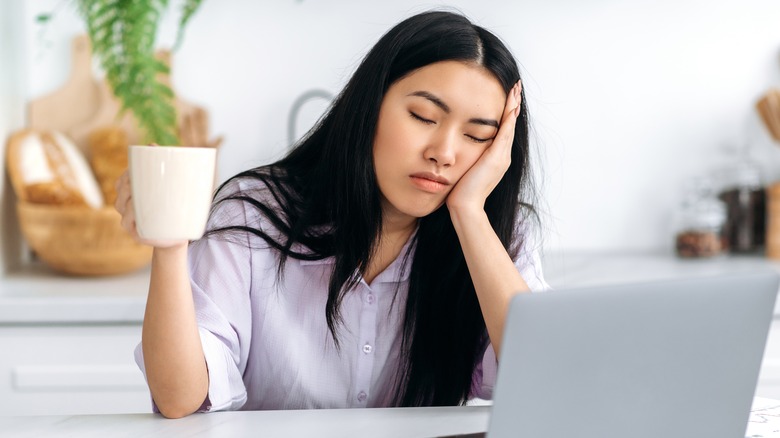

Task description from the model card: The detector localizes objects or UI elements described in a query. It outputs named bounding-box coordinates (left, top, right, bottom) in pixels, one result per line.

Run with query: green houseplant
left=50, top=0, right=205, bottom=145
left=55, top=1, right=215, bottom=241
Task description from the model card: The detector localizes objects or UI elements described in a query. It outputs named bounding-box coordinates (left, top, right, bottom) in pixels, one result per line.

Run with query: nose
left=423, top=131, right=456, bottom=168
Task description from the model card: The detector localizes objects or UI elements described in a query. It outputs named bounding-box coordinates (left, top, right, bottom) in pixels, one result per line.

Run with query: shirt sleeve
left=133, top=179, right=261, bottom=413
left=512, top=229, right=551, bottom=293
left=189, top=236, right=253, bottom=412
left=470, top=221, right=550, bottom=400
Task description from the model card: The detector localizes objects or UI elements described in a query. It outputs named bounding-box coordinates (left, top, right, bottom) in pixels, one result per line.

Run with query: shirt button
left=362, top=344, right=373, bottom=354
left=366, top=294, right=375, bottom=304
left=357, top=391, right=367, bottom=403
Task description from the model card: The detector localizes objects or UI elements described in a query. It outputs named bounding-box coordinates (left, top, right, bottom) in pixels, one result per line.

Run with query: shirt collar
left=298, top=228, right=418, bottom=283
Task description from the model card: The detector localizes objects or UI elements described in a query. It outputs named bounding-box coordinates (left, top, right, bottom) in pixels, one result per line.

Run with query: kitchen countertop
left=2, top=251, right=780, bottom=324
left=544, top=251, right=780, bottom=315
left=543, top=251, right=780, bottom=288
left=0, top=263, right=149, bottom=324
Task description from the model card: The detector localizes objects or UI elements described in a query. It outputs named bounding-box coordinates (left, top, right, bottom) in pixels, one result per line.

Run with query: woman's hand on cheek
left=446, top=81, right=522, bottom=214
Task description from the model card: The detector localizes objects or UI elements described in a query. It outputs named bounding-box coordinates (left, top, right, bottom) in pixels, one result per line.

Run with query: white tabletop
left=4, top=399, right=780, bottom=438
left=0, top=405, right=490, bottom=438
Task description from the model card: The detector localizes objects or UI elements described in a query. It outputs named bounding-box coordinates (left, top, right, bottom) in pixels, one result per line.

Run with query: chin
left=405, top=201, right=446, bottom=219
left=383, top=192, right=447, bottom=220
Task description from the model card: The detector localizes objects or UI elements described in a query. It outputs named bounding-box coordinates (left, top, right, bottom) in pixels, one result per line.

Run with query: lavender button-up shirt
left=135, top=179, right=550, bottom=412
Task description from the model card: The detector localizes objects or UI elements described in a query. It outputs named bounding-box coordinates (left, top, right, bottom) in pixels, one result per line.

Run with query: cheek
left=375, top=109, right=404, bottom=153
left=373, top=118, right=396, bottom=168
left=374, top=115, right=422, bottom=161
left=373, top=128, right=405, bottom=182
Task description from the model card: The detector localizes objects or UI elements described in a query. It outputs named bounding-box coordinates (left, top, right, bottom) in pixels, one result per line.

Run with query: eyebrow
left=408, top=90, right=499, bottom=129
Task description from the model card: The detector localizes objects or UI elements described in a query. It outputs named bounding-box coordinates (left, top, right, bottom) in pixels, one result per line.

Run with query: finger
left=120, top=202, right=136, bottom=233
left=493, top=81, right=522, bottom=149
left=504, top=81, right=521, bottom=117
left=121, top=205, right=146, bottom=247
left=506, top=81, right=521, bottom=118
left=114, top=170, right=127, bottom=193
left=515, top=81, right=523, bottom=117
left=114, top=174, right=131, bottom=214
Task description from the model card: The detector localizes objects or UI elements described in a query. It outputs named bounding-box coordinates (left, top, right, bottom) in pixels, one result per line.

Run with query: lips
left=409, top=172, right=451, bottom=193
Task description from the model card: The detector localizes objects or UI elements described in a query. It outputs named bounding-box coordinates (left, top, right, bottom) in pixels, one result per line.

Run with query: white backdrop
left=18, top=0, right=780, bottom=253
left=1, top=0, right=27, bottom=274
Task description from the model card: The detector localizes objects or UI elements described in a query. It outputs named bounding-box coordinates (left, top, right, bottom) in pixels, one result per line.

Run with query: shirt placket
left=352, top=282, right=378, bottom=407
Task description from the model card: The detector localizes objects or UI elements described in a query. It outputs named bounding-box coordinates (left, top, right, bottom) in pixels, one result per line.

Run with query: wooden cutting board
left=27, top=34, right=101, bottom=143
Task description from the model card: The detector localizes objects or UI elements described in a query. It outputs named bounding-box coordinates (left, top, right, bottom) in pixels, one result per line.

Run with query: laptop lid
left=487, top=271, right=779, bottom=438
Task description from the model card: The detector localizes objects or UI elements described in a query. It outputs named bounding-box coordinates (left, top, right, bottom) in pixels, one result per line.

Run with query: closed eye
left=409, top=111, right=435, bottom=125
left=465, top=134, right=492, bottom=144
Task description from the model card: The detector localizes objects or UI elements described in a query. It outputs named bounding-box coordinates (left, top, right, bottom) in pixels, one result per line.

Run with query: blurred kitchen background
left=4, top=0, right=780, bottom=416
left=3, top=0, right=780, bottom=265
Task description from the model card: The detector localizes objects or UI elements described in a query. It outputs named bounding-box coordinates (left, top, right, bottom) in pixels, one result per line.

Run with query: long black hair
left=206, top=10, right=536, bottom=407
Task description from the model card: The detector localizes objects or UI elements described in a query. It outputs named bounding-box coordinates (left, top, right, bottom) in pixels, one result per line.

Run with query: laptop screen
left=486, top=272, right=778, bottom=438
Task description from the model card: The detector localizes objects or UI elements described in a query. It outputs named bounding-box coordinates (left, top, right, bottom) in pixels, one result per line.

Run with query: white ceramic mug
left=129, top=145, right=217, bottom=241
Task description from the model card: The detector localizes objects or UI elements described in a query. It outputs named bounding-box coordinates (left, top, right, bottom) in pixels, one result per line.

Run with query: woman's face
left=373, top=60, right=507, bottom=222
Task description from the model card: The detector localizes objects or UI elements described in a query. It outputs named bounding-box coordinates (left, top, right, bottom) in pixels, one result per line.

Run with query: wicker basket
left=16, top=202, right=153, bottom=276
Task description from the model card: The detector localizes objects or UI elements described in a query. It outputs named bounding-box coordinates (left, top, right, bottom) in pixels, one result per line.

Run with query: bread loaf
left=88, top=125, right=128, bottom=205
left=5, top=129, right=104, bottom=208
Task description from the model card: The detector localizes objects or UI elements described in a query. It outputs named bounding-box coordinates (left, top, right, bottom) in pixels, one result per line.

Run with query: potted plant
left=44, top=0, right=217, bottom=240
left=67, top=0, right=204, bottom=145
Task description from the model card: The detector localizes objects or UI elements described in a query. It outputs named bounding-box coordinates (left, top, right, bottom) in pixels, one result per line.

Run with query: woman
left=115, top=10, right=549, bottom=418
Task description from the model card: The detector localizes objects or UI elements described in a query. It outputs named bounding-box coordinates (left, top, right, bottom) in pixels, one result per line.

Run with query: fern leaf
left=175, top=0, right=202, bottom=50
left=76, top=0, right=186, bottom=145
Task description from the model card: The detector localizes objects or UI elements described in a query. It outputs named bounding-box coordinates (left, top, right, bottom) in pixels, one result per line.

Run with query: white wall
left=19, top=0, right=780, bottom=253
left=1, top=0, right=27, bottom=274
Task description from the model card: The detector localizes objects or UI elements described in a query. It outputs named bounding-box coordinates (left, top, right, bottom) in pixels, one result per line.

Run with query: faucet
left=287, top=89, right=334, bottom=148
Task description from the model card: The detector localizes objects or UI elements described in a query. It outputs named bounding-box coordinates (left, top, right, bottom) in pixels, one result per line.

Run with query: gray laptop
left=485, top=271, right=779, bottom=438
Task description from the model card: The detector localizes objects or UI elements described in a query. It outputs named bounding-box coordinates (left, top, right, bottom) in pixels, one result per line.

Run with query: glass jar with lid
left=674, top=177, right=727, bottom=258
left=717, top=155, right=766, bottom=253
